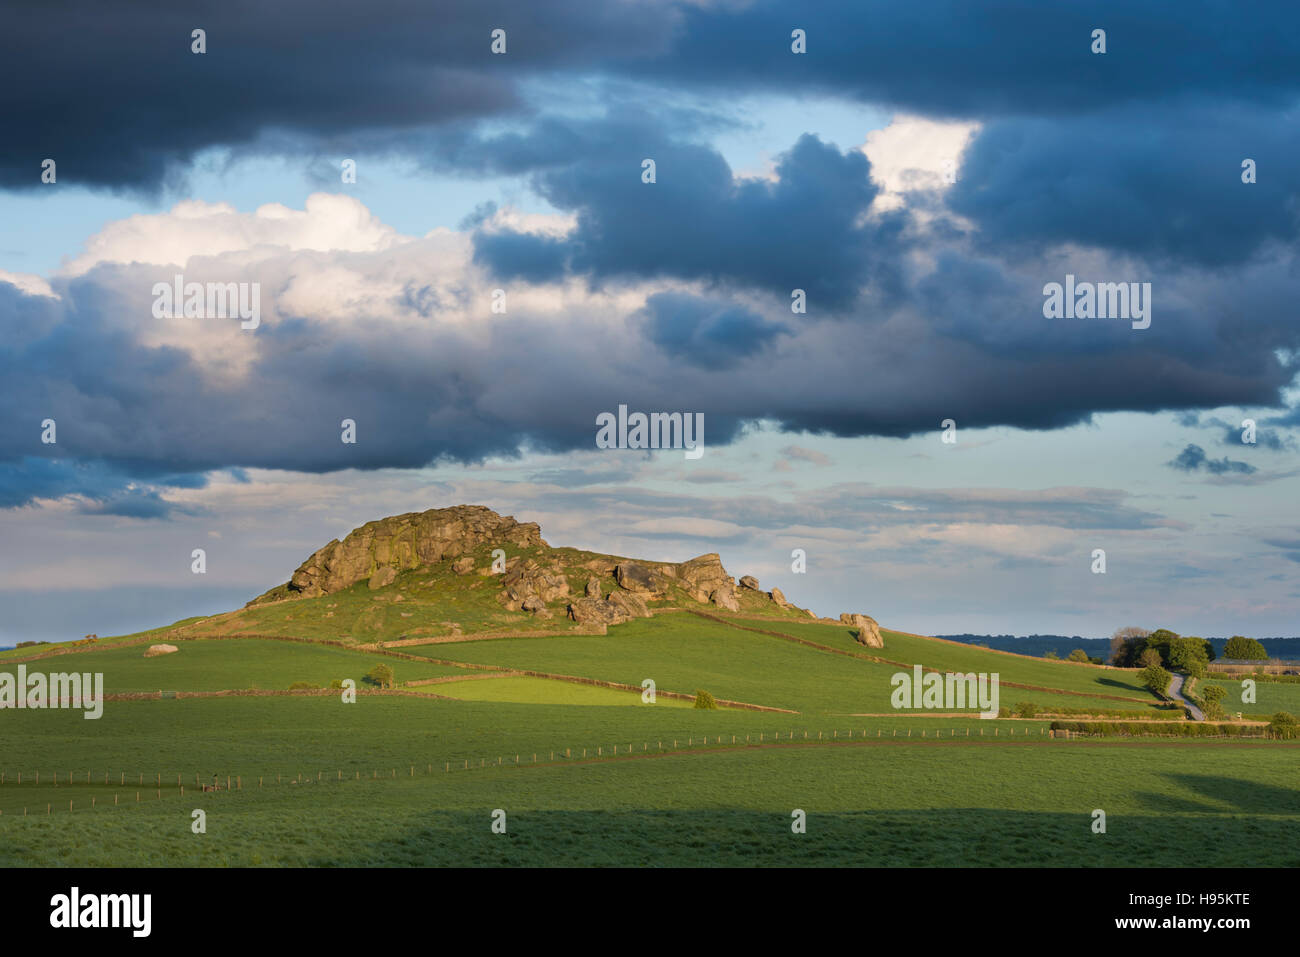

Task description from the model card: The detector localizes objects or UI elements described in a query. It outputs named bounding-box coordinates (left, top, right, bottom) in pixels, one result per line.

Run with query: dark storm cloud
left=947, top=103, right=1300, bottom=267
left=630, top=1, right=1300, bottom=115
left=638, top=292, right=790, bottom=368
left=0, top=0, right=678, bottom=191
left=470, top=124, right=902, bottom=308
left=6, top=0, right=1300, bottom=196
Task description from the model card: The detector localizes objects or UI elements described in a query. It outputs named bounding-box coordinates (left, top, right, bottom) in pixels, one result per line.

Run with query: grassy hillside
left=0, top=639, right=485, bottom=692
left=2, top=545, right=1292, bottom=868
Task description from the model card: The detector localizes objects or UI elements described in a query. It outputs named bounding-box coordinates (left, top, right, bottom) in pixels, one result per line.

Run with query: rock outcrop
left=497, top=558, right=570, bottom=612
left=245, top=503, right=875, bottom=638
left=677, top=553, right=732, bottom=602
left=255, top=505, right=545, bottom=601
left=614, top=561, right=671, bottom=597
left=567, top=589, right=650, bottom=627
left=143, top=643, right=179, bottom=657
left=840, top=613, right=884, bottom=648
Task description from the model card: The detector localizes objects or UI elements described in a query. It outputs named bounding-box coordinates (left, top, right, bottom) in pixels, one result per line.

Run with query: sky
left=2, top=0, right=1298, bottom=643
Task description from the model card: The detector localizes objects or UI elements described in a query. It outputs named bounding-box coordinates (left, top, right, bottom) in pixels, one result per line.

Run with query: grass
left=1, top=735, right=1295, bottom=867
left=1200, top=678, right=1300, bottom=717
left=0, top=638, right=482, bottom=692
left=424, top=675, right=695, bottom=707
left=403, top=614, right=1162, bottom=715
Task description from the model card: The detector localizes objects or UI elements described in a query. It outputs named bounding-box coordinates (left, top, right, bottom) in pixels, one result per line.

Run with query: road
left=1167, top=673, right=1204, bottom=720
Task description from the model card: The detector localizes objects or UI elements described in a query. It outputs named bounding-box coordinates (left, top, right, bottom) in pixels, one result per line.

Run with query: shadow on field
left=301, top=807, right=1300, bottom=868
left=1152, top=773, right=1300, bottom=814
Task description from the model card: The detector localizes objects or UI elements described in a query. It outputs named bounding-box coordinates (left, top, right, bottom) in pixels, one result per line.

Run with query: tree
left=1144, top=629, right=1180, bottom=666
left=1043, top=650, right=1060, bottom=660
left=693, top=689, right=717, bottom=710
left=1139, top=648, right=1163, bottom=668
left=1141, top=663, right=1172, bottom=698
left=1223, top=635, right=1268, bottom=661
left=1067, top=649, right=1090, bottom=663
left=1201, top=684, right=1227, bottom=720
left=1268, top=711, right=1297, bottom=739
left=1110, top=626, right=1151, bottom=666
left=364, top=663, right=395, bottom=689
left=1170, top=636, right=1210, bottom=677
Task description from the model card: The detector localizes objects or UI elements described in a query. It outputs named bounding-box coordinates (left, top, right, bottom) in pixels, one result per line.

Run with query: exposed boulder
left=709, top=585, right=740, bottom=612
left=840, top=613, right=884, bottom=648
left=614, top=561, right=670, bottom=597
left=739, top=575, right=761, bottom=591
left=585, top=577, right=602, bottom=597
left=567, top=590, right=651, bottom=626
left=451, top=556, right=475, bottom=575
left=676, top=553, right=733, bottom=603
left=770, top=587, right=793, bottom=609
left=520, top=595, right=553, bottom=619
left=255, top=505, right=545, bottom=602
left=606, top=589, right=649, bottom=619
left=143, top=643, right=179, bottom=658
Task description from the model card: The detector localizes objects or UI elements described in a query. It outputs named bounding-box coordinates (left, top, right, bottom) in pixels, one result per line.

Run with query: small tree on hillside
left=1223, top=635, right=1268, bottom=661
left=1141, top=663, right=1172, bottom=698
left=1067, top=649, right=1090, bottom=663
left=693, top=689, right=718, bottom=710
left=1201, top=684, right=1227, bottom=720
left=364, top=663, right=395, bottom=689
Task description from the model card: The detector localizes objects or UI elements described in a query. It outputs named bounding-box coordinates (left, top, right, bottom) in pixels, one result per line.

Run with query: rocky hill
left=247, top=504, right=883, bottom=645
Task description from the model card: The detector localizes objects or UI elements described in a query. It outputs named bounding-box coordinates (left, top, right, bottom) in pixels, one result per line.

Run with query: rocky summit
left=247, top=504, right=875, bottom=640
left=252, top=505, right=545, bottom=602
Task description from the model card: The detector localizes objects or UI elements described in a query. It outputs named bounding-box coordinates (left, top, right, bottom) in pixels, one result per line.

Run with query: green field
left=0, top=697, right=1293, bottom=867
left=426, top=675, right=695, bottom=707
left=0, top=638, right=484, bottom=692
left=1200, top=677, right=1300, bottom=717
left=1, top=590, right=1294, bottom=867
left=403, top=614, right=1163, bottom=715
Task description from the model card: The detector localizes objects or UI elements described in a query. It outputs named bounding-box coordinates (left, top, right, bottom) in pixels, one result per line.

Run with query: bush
left=1067, top=649, right=1090, bottom=663
left=693, top=689, right=717, bottom=710
left=1049, top=720, right=1261, bottom=738
left=328, top=678, right=345, bottom=690
left=363, top=664, right=395, bottom=689
left=1141, top=662, right=1172, bottom=697
left=1015, top=701, right=1037, bottom=718
left=1201, top=684, right=1227, bottom=720
left=288, top=681, right=318, bottom=690
left=1268, top=711, right=1298, bottom=739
